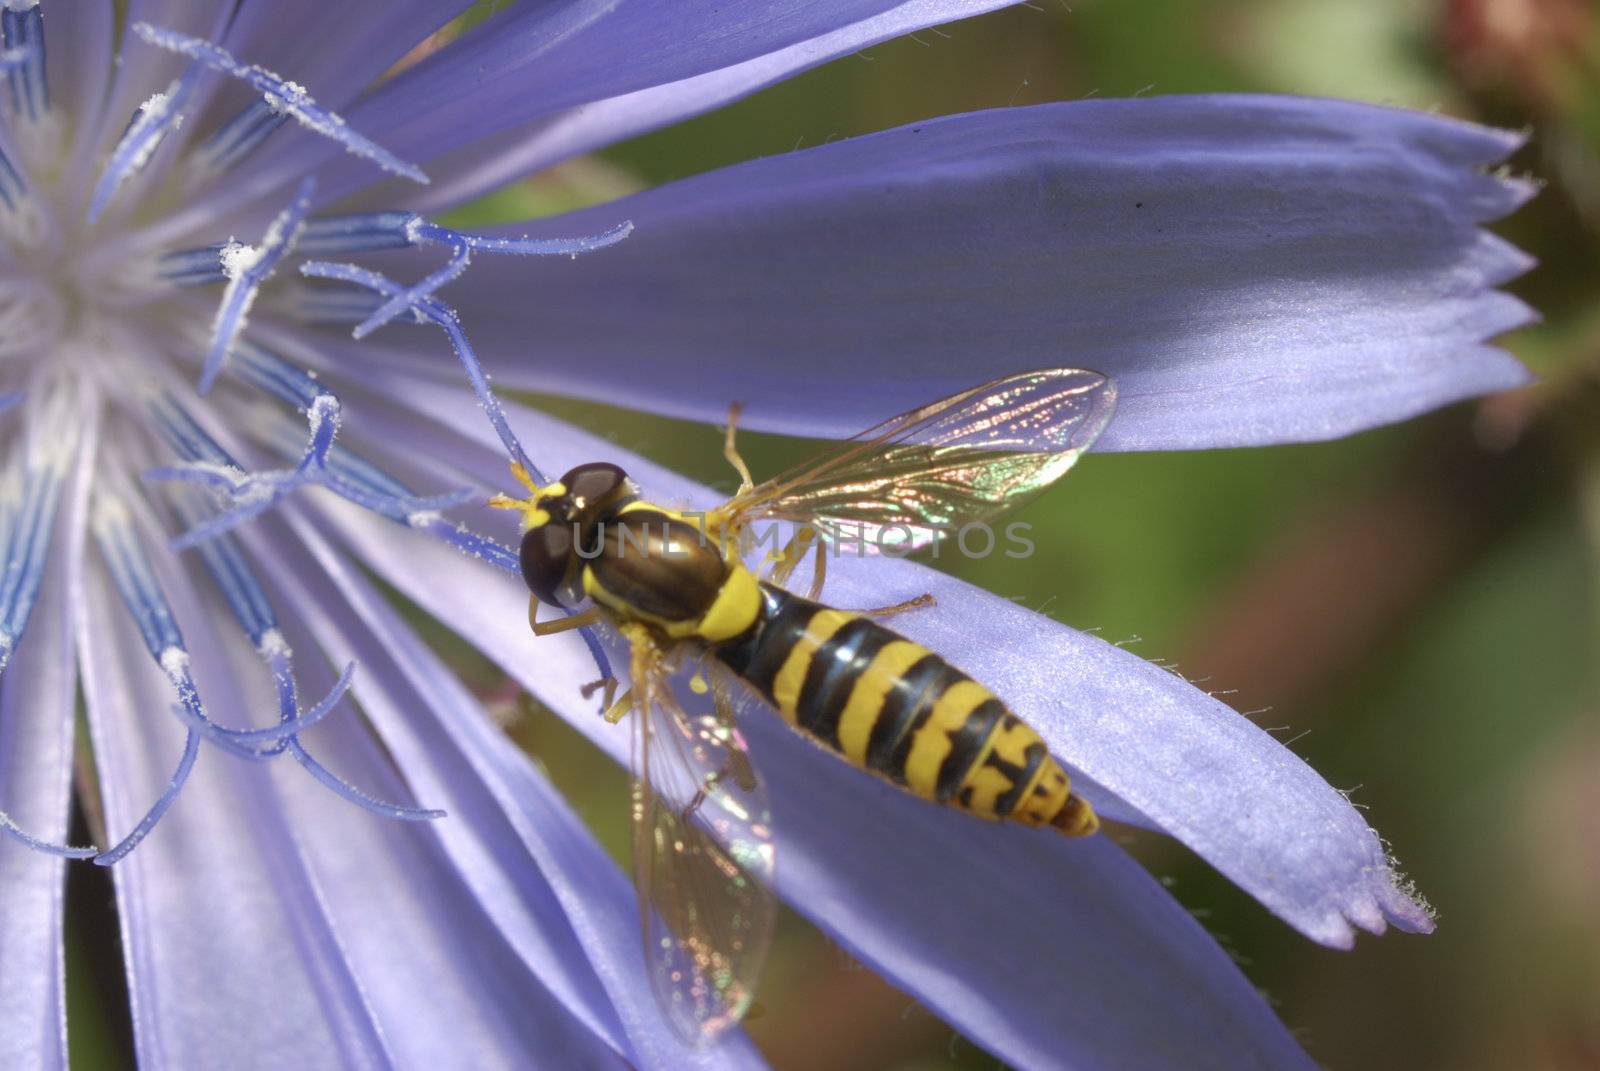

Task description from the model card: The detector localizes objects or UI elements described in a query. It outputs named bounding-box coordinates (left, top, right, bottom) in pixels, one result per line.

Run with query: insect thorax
left=581, top=503, right=764, bottom=645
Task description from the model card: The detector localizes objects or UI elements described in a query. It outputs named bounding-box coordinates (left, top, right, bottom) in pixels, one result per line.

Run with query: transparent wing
left=631, top=653, right=776, bottom=1046
left=723, top=368, right=1116, bottom=553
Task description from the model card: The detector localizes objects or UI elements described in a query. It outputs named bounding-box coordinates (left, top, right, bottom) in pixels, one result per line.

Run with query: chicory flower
left=0, top=2, right=1531, bottom=1069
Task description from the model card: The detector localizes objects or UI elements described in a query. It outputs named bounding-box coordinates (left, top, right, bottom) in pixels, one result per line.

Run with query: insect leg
left=722, top=402, right=755, bottom=496
left=581, top=674, right=619, bottom=710
left=508, top=460, right=540, bottom=495
left=604, top=621, right=659, bottom=724
left=849, top=593, right=937, bottom=619
left=603, top=688, right=635, bottom=725
left=681, top=780, right=713, bottom=821
left=765, top=525, right=817, bottom=590
left=528, top=598, right=601, bottom=637
left=803, top=531, right=827, bottom=601
left=710, top=675, right=759, bottom=793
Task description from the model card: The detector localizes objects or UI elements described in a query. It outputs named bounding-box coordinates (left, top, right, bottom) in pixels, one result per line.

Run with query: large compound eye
left=519, top=521, right=577, bottom=607
left=559, top=461, right=633, bottom=511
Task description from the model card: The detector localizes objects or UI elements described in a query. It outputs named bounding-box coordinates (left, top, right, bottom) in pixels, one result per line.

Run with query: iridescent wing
left=721, top=368, right=1116, bottom=554
left=630, top=650, right=776, bottom=1045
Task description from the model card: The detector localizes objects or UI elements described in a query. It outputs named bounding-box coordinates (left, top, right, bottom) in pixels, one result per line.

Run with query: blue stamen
left=224, top=659, right=351, bottom=747
left=156, top=242, right=231, bottom=287
left=231, top=337, right=325, bottom=410
left=93, top=732, right=198, bottom=867
left=278, top=270, right=619, bottom=692
left=171, top=494, right=273, bottom=639
left=297, top=212, right=419, bottom=256
left=239, top=391, right=519, bottom=572
left=198, top=176, right=316, bottom=395
left=150, top=388, right=475, bottom=549
left=409, top=218, right=635, bottom=258
left=289, top=282, right=427, bottom=328
left=131, top=22, right=428, bottom=184
left=0, top=462, right=65, bottom=672
left=170, top=495, right=443, bottom=820
left=148, top=434, right=324, bottom=552
left=192, top=98, right=289, bottom=176
left=257, top=413, right=479, bottom=519
left=96, top=508, right=183, bottom=652
left=324, top=479, right=479, bottom=519
left=353, top=242, right=470, bottom=340
left=91, top=504, right=202, bottom=864
left=297, top=260, right=544, bottom=483
left=282, top=431, right=412, bottom=502
left=147, top=393, right=235, bottom=468
left=0, top=811, right=98, bottom=859
left=291, top=213, right=632, bottom=339
left=1, top=2, right=46, bottom=122
left=0, top=146, right=24, bottom=211
left=164, top=660, right=347, bottom=755
left=410, top=513, right=520, bottom=573
left=87, top=66, right=203, bottom=224
left=264, top=645, right=444, bottom=821
left=0, top=435, right=100, bottom=861
left=95, top=507, right=317, bottom=757
left=0, top=417, right=104, bottom=862
left=92, top=499, right=440, bottom=859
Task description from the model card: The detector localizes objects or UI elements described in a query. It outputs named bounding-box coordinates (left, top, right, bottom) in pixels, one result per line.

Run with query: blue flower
left=0, top=3, right=1532, bottom=1069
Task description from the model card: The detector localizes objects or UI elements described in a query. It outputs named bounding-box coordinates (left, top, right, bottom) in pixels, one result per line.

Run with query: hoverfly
left=491, top=369, right=1116, bottom=1045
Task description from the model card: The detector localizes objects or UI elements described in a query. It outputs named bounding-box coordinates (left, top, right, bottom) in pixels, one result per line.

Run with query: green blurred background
left=71, top=1, right=1600, bottom=1067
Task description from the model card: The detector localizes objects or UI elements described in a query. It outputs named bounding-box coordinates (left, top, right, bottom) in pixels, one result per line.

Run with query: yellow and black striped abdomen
left=715, top=584, right=1096, bottom=836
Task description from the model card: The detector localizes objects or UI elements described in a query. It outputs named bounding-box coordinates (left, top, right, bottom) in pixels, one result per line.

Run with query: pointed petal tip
left=1370, top=863, right=1437, bottom=936
left=1496, top=169, right=1542, bottom=213
left=1476, top=229, right=1539, bottom=288
left=1484, top=120, right=1533, bottom=159
left=444, top=92, right=1542, bottom=452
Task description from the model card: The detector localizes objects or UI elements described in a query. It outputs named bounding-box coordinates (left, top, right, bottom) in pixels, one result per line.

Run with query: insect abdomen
left=716, top=584, right=1096, bottom=835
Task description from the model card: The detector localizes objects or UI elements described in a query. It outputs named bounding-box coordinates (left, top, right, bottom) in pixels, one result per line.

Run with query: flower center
left=0, top=10, right=627, bottom=865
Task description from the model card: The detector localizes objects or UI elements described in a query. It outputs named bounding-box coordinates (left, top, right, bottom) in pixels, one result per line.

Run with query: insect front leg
left=525, top=598, right=618, bottom=711
left=527, top=597, right=602, bottom=637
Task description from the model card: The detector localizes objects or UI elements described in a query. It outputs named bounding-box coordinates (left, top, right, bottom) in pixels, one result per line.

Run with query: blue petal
left=804, top=550, right=1437, bottom=947
left=122, top=1, right=474, bottom=243
left=329, top=0, right=930, bottom=173
left=135, top=367, right=711, bottom=1065
left=174, top=1, right=1016, bottom=230
left=442, top=95, right=1533, bottom=450
left=43, top=0, right=114, bottom=179
left=346, top=0, right=1021, bottom=211
left=0, top=427, right=90, bottom=1071
left=211, top=0, right=474, bottom=118
left=82, top=1, right=230, bottom=177
left=79, top=471, right=626, bottom=1065
left=300, top=365, right=1337, bottom=1067
left=78, top=501, right=393, bottom=1064
left=0, top=594, right=72, bottom=1071
left=248, top=507, right=768, bottom=1071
